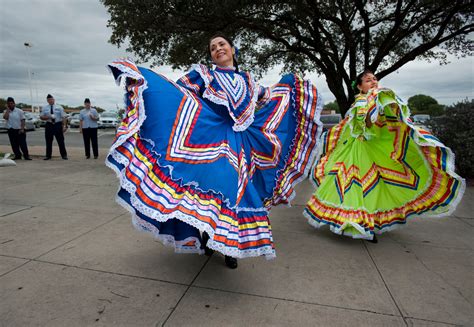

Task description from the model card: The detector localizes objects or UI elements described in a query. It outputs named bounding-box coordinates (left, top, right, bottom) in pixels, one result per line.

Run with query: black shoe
left=86, top=156, right=90, bottom=159
left=224, top=256, right=238, bottom=269
left=62, top=157, right=68, bottom=160
left=13, top=156, right=22, bottom=160
left=94, top=156, right=98, bottom=159
left=24, top=157, right=32, bottom=160
left=366, top=235, right=378, bottom=244
left=201, top=232, right=214, bottom=256
left=43, top=157, right=51, bottom=160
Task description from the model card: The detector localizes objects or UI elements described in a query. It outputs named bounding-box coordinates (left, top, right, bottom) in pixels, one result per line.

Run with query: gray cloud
left=0, top=0, right=472, bottom=111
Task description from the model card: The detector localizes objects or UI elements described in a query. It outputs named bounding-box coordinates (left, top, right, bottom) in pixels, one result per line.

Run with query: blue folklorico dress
left=106, top=59, right=323, bottom=259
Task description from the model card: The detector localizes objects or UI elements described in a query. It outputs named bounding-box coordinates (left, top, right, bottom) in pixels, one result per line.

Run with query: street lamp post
left=32, top=72, right=39, bottom=112
left=24, top=42, right=34, bottom=112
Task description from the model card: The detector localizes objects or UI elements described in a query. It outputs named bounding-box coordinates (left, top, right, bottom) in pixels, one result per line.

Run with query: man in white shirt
left=79, top=98, right=100, bottom=159
left=2, top=97, right=31, bottom=160
left=40, top=94, right=68, bottom=160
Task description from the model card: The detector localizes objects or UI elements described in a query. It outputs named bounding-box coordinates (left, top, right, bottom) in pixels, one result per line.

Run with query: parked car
left=68, top=112, right=80, bottom=124
left=0, top=112, right=36, bottom=131
left=412, top=114, right=432, bottom=132
left=98, top=111, right=118, bottom=128
left=0, top=117, right=7, bottom=130
left=24, top=112, right=39, bottom=129
left=38, top=111, right=48, bottom=127
left=38, top=116, right=47, bottom=127
left=412, top=114, right=431, bottom=124
left=320, top=113, right=342, bottom=130
left=69, top=114, right=81, bottom=128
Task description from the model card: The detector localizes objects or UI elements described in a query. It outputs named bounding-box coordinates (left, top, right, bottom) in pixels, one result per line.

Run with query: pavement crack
left=110, top=290, right=129, bottom=298
left=33, top=214, right=122, bottom=261
left=0, top=206, right=34, bottom=218
left=454, top=216, right=474, bottom=227
left=405, top=316, right=460, bottom=326
left=160, top=254, right=212, bottom=326
left=400, top=242, right=472, bottom=305
left=32, top=259, right=189, bottom=287
left=362, top=242, right=409, bottom=326
left=191, top=285, right=404, bottom=319
left=0, top=258, right=32, bottom=279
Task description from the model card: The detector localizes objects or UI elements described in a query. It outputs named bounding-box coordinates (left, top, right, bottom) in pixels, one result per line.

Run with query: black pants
left=8, top=128, right=29, bottom=158
left=82, top=128, right=98, bottom=158
left=45, top=122, right=67, bottom=158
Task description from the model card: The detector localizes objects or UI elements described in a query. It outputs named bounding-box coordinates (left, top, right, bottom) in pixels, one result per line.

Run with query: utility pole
left=32, top=72, right=39, bottom=112
left=24, top=42, right=34, bottom=112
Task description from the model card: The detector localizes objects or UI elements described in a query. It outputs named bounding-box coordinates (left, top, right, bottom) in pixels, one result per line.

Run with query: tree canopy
left=323, top=100, right=340, bottom=113
left=102, top=0, right=473, bottom=115
left=430, top=99, right=474, bottom=177
left=408, top=94, right=445, bottom=116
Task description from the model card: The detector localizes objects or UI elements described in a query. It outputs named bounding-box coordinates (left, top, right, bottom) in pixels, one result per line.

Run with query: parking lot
left=0, top=127, right=116, bottom=150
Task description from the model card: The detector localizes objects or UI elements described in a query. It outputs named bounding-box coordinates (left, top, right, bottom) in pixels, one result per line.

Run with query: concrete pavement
left=0, top=145, right=472, bottom=326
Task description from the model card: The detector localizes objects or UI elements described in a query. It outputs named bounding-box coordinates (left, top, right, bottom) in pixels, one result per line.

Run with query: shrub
left=430, top=99, right=474, bottom=178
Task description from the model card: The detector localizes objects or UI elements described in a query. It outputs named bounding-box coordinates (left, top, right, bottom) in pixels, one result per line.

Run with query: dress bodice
left=177, top=64, right=269, bottom=132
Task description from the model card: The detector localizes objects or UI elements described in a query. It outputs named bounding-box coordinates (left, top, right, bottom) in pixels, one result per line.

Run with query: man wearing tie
left=40, top=94, right=68, bottom=160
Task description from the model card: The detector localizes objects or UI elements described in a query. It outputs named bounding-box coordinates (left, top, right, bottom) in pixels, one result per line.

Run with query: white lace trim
left=346, top=96, right=376, bottom=140
left=106, top=60, right=148, bottom=154
left=304, top=210, right=375, bottom=240
left=107, top=157, right=276, bottom=259
left=385, top=94, right=465, bottom=216
left=321, top=89, right=465, bottom=215
left=105, top=60, right=275, bottom=258
left=266, top=76, right=324, bottom=208
left=310, top=130, right=327, bottom=186
left=192, top=64, right=257, bottom=132
left=304, top=208, right=415, bottom=241
left=114, top=190, right=204, bottom=254
left=306, top=161, right=463, bottom=219
left=377, top=89, right=465, bottom=213
left=303, top=96, right=467, bottom=235
left=232, top=112, right=255, bottom=132
left=108, top=135, right=270, bottom=213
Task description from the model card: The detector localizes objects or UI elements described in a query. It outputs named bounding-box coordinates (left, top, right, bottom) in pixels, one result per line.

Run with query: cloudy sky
left=0, top=0, right=472, bottom=111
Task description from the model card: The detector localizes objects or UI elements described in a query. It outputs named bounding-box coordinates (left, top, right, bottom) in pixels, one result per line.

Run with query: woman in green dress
left=304, top=70, right=465, bottom=242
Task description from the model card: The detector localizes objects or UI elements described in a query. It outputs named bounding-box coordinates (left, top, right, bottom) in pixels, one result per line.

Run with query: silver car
left=24, top=112, right=38, bottom=130
left=320, top=114, right=342, bottom=130
left=98, top=111, right=118, bottom=128
left=0, top=112, right=35, bottom=131
left=69, top=113, right=81, bottom=128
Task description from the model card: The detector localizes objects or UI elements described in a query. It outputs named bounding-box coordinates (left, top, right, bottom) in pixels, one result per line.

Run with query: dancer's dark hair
left=352, top=69, right=375, bottom=93
left=208, top=33, right=239, bottom=72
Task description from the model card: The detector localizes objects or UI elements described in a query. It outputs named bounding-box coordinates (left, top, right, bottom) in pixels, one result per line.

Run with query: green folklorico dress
left=304, top=88, right=465, bottom=240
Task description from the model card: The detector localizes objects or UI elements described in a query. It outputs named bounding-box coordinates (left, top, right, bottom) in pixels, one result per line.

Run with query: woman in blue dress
left=106, top=34, right=323, bottom=268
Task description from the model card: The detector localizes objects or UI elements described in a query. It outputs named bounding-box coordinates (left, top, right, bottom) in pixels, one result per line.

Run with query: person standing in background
left=79, top=98, right=99, bottom=159
left=3, top=97, right=31, bottom=160
left=40, top=94, right=68, bottom=160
